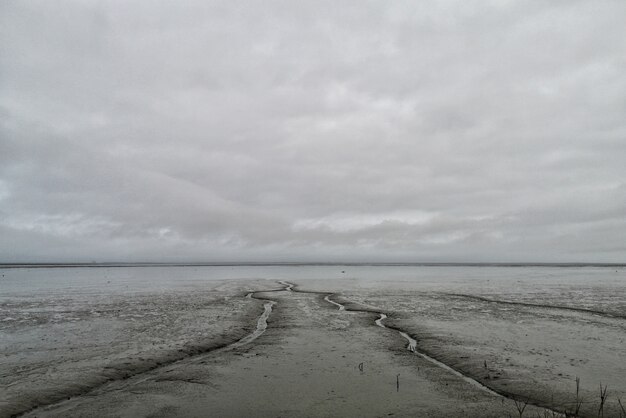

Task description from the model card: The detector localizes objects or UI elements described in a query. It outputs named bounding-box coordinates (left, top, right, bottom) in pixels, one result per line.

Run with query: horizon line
left=1, top=261, right=625, bottom=269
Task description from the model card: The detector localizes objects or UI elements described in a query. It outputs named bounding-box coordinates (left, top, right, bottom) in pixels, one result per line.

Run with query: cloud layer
left=1, top=1, right=625, bottom=262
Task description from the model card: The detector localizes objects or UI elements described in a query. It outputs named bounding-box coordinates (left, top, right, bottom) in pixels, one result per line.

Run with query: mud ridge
left=286, top=281, right=566, bottom=417
left=8, top=338, right=248, bottom=418
left=447, top=293, right=626, bottom=320
left=8, top=285, right=289, bottom=418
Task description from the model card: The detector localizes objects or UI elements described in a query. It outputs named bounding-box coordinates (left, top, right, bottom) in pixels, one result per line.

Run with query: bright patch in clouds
left=293, top=211, right=437, bottom=233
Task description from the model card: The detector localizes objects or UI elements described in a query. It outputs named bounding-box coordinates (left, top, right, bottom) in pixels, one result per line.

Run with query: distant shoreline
left=1, top=262, right=625, bottom=269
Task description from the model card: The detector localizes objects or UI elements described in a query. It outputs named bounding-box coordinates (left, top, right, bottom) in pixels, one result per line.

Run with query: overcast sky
left=1, top=1, right=625, bottom=263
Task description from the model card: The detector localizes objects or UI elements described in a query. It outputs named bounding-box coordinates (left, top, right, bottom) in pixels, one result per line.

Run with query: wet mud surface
left=2, top=267, right=626, bottom=417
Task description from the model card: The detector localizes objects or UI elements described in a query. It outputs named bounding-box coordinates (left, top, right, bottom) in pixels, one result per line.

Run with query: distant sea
left=2, top=263, right=624, bottom=296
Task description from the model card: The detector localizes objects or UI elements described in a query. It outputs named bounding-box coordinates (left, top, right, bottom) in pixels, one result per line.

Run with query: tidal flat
left=1, top=265, right=625, bottom=417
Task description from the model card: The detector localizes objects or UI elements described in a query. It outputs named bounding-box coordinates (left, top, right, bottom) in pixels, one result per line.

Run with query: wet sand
left=18, top=284, right=542, bottom=418
left=0, top=278, right=277, bottom=417
left=2, top=267, right=626, bottom=417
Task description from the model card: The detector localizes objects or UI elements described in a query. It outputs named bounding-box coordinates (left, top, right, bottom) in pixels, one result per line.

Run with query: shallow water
left=229, top=301, right=275, bottom=349
left=324, top=294, right=345, bottom=310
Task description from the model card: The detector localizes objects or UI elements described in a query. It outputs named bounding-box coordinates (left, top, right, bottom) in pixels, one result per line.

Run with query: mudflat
left=2, top=266, right=626, bottom=417
left=15, top=285, right=535, bottom=417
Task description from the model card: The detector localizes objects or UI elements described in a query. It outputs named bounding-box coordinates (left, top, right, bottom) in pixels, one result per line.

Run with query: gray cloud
left=1, top=0, right=625, bottom=262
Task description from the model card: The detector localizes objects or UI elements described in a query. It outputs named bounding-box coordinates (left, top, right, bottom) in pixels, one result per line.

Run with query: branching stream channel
left=18, top=280, right=564, bottom=418
left=280, top=281, right=565, bottom=417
